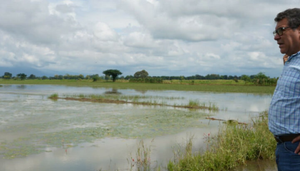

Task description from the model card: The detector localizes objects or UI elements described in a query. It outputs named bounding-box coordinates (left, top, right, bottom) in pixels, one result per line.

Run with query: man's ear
left=297, top=26, right=300, bottom=39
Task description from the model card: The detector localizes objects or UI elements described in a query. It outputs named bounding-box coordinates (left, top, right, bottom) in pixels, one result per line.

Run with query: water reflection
left=16, top=85, right=26, bottom=89
left=134, top=89, right=148, bottom=94
left=104, top=88, right=122, bottom=95
left=3, top=84, right=12, bottom=88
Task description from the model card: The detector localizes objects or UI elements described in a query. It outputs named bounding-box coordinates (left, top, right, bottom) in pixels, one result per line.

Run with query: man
left=269, top=8, right=300, bottom=171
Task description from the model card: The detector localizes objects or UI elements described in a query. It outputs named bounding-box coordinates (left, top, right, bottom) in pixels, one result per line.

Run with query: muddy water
left=0, top=85, right=275, bottom=170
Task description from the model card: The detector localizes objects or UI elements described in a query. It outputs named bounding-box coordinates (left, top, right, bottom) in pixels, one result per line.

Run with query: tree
left=28, top=74, right=36, bottom=79
left=254, top=72, right=269, bottom=85
left=134, top=70, right=149, bottom=78
left=125, top=75, right=134, bottom=80
left=92, top=75, right=100, bottom=82
left=17, top=73, right=27, bottom=80
left=240, top=75, right=251, bottom=84
left=78, top=74, right=84, bottom=79
left=103, top=69, right=122, bottom=82
left=42, top=76, right=48, bottom=80
left=3, top=72, right=12, bottom=79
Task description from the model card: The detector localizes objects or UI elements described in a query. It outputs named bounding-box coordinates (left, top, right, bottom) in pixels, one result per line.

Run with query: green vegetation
left=134, top=70, right=149, bottom=79
left=168, top=111, right=276, bottom=171
left=1, top=71, right=277, bottom=86
left=188, top=100, right=219, bottom=111
left=3, top=72, right=12, bottom=79
left=0, top=79, right=275, bottom=94
left=64, top=94, right=184, bottom=101
left=129, top=140, right=153, bottom=171
left=48, top=93, right=58, bottom=99
left=16, top=73, right=27, bottom=80
left=129, top=77, right=163, bottom=83
left=103, top=69, right=122, bottom=82
left=53, top=94, right=219, bottom=111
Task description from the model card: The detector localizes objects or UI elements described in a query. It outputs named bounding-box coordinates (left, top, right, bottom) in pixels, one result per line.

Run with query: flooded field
left=0, top=84, right=275, bottom=170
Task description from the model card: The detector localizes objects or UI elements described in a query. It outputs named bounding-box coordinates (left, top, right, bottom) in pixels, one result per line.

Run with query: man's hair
left=275, top=8, right=300, bottom=29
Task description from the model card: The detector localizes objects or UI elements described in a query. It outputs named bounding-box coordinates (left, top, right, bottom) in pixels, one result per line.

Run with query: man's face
left=274, top=18, right=300, bottom=56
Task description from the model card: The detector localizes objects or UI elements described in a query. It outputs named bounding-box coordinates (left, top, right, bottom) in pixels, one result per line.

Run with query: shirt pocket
left=279, top=67, right=300, bottom=97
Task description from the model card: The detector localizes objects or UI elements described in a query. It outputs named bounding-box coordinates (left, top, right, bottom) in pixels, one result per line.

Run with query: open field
left=0, top=83, right=275, bottom=170
left=0, top=79, right=275, bottom=94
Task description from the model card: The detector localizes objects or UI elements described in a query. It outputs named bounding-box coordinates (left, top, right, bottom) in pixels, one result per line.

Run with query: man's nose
left=274, top=34, right=280, bottom=41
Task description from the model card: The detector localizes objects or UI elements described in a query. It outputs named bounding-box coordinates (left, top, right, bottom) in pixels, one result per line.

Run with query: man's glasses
left=273, top=27, right=290, bottom=36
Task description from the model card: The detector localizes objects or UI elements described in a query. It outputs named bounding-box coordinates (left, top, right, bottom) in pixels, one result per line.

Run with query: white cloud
left=93, top=22, right=118, bottom=41
left=124, top=32, right=155, bottom=48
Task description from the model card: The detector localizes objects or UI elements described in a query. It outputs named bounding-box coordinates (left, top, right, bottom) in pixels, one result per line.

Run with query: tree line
left=1, top=70, right=278, bottom=86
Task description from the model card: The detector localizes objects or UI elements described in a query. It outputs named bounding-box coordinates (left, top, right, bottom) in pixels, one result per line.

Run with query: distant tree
left=103, top=69, right=122, bottom=82
left=42, top=76, right=48, bottom=80
left=228, top=75, right=234, bottom=80
left=222, top=75, right=228, bottom=80
left=28, top=74, right=36, bottom=79
left=254, top=72, right=268, bottom=80
left=17, top=73, right=27, bottom=80
left=92, top=75, right=99, bottom=82
left=134, top=70, right=149, bottom=78
left=240, top=75, right=251, bottom=84
left=254, top=72, right=269, bottom=85
left=54, top=75, right=63, bottom=80
left=205, top=74, right=219, bottom=80
left=125, top=75, right=134, bottom=80
left=78, top=74, right=84, bottom=79
left=63, top=74, right=71, bottom=79
left=3, top=72, right=12, bottom=79
left=195, top=74, right=203, bottom=80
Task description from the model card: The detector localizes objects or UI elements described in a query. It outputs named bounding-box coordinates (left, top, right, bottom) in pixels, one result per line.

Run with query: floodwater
left=0, top=84, right=276, bottom=171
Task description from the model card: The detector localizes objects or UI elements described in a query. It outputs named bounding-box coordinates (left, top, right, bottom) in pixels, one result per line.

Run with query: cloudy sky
left=0, top=0, right=298, bottom=77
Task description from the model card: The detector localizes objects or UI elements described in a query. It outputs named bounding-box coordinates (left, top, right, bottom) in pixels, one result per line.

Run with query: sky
left=0, top=0, right=299, bottom=78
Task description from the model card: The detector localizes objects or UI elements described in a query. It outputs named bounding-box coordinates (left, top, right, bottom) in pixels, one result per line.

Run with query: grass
left=65, top=94, right=184, bottom=101
left=48, top=93, right=58, bottom=100
left=0, top=79, right=275, bottom=94
left=188, top=100, right=219, bottom=111
left=167, top=111, right=276, bottom=171
left=164, top=79, right=246, bottom=85
left=129, top=140, right=154, bottom=171
left=53, top=94, right=220, bottom=111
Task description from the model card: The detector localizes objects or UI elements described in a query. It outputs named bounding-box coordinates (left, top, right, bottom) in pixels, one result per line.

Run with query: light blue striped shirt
left=269, top=51, right=300, bottom=135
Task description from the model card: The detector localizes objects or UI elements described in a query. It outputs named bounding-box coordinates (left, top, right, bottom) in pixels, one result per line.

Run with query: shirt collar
left=287, top=51, right=300, bottom=62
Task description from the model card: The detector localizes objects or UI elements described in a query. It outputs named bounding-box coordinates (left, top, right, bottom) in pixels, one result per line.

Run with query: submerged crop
left=0, top=105, right=208, bottom=159
left=56, top=94, right=220, bottom=111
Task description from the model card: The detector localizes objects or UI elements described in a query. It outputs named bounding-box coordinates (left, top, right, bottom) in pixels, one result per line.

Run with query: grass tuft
left=167, top=111, right=276, bottom=171
left=129, top=140, right=153, bottom=171
left=48, top=93, right=58, bottom=99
